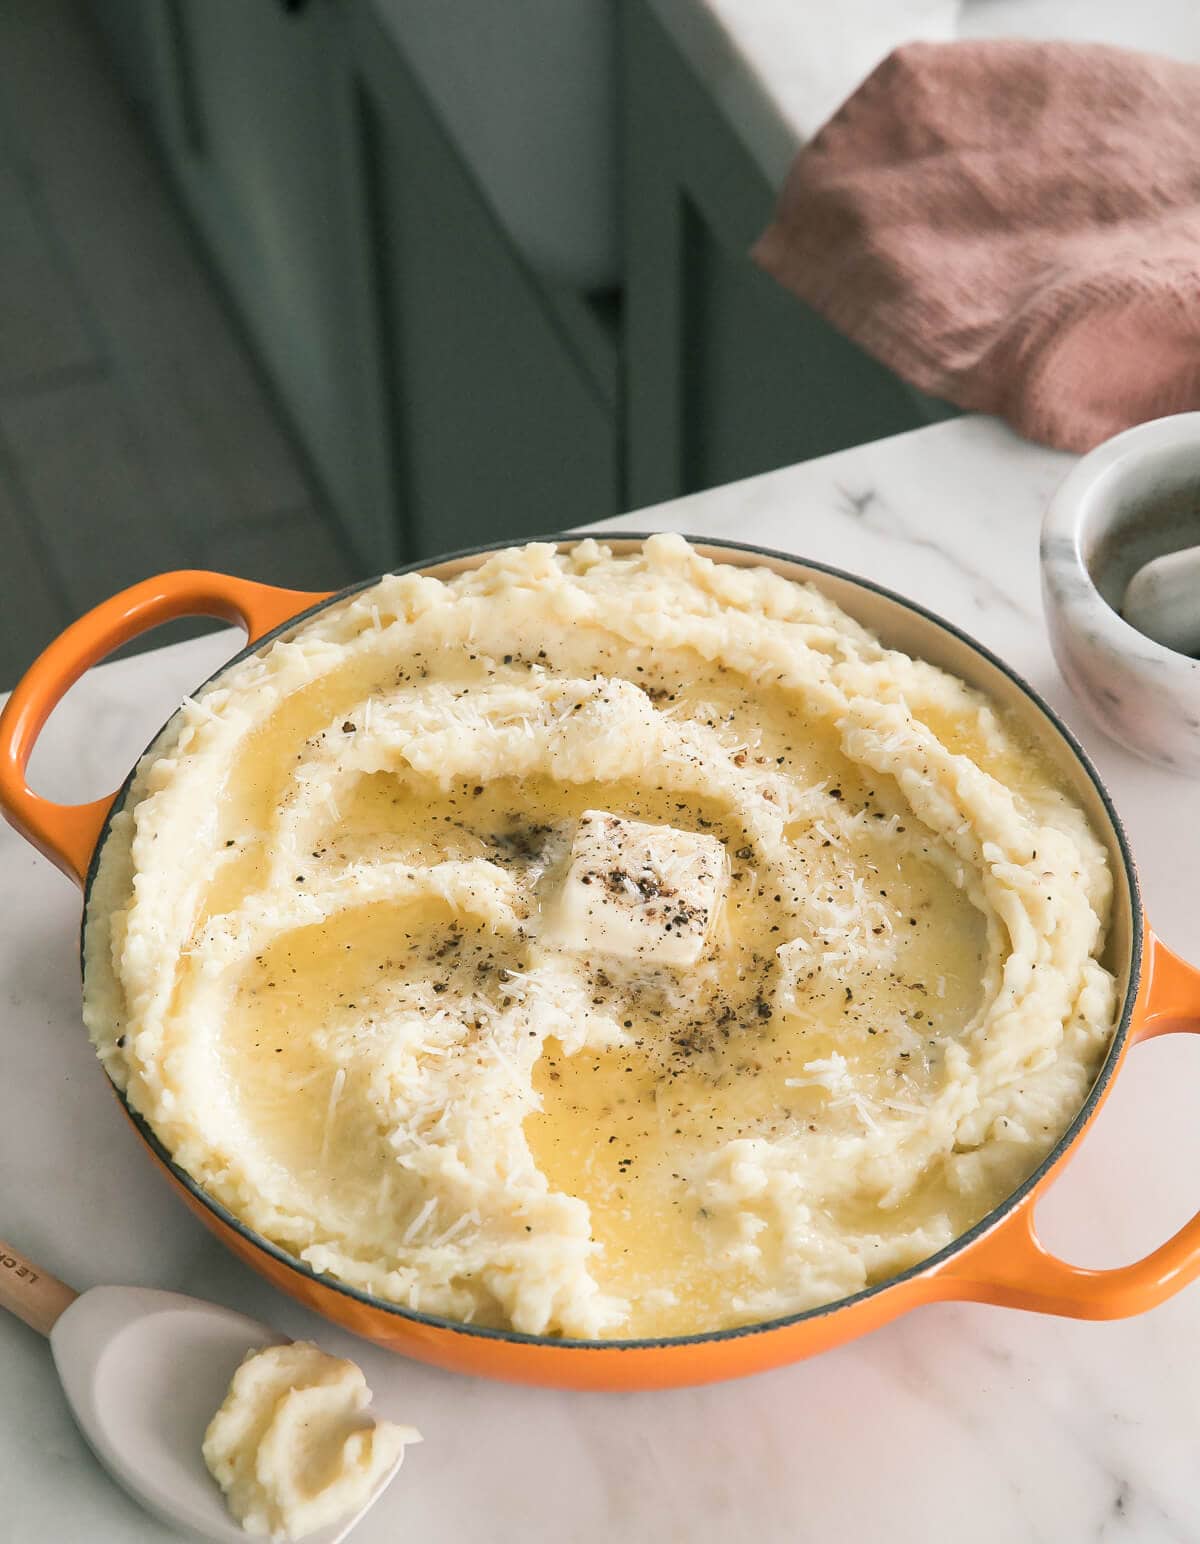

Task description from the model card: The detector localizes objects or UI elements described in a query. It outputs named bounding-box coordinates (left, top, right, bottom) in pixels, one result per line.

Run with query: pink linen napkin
left=753, top=41, right=1200, bottom=452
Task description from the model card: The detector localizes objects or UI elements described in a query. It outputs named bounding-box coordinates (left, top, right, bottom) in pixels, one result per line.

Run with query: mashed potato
left=83, top=536, right=1117, bottom=1338
left=203, top=1341, right=418, bottom=1540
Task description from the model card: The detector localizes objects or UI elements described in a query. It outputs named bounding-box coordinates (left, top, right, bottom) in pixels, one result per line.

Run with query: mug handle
left=930, top=932, right=1200, bottom=1318
left=0, top=572, right=329, bottom=887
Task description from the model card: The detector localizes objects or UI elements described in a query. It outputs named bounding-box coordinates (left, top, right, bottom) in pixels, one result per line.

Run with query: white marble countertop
left=5, top=414, right=1200, bottom=1542
left=649, top=0, right=1200, bottom=186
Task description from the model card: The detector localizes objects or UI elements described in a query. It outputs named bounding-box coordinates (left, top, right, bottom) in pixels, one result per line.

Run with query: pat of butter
left=551, top=811, right=727, bottom=966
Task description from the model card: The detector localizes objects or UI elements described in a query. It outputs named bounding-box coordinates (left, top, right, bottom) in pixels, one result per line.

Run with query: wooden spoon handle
left=0, top=1239, right=78, bottom=1336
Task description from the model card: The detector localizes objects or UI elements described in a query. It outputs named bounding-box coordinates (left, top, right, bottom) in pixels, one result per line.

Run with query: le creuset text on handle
left=0, top=1239, right=77, bottom=1336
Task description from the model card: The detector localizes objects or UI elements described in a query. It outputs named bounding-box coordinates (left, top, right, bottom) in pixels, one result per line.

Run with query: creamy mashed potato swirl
left=83, top=536, right=1117, bottom=1338
left=203, top=1341, right=418, bottom=1541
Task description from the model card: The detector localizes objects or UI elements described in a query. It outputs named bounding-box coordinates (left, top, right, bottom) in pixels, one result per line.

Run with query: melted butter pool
left=187, top=645, right=1065, bottom=1336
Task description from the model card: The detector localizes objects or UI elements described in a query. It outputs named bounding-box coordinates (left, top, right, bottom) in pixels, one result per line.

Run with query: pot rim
left=83, top=532, right=1143, bottom=1352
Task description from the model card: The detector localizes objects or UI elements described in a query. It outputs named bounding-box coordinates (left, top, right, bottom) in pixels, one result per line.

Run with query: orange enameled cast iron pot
left=3, top=536, right=1200, bottom=1393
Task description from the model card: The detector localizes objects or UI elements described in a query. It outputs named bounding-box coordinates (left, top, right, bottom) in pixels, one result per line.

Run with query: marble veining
left=4, top=415, right=1200, bottom=1541
left=830, top=479, right=1036, bottom=620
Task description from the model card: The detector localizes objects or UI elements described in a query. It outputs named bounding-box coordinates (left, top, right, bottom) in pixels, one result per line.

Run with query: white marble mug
left=1041, top=413, right=1200, bottom=774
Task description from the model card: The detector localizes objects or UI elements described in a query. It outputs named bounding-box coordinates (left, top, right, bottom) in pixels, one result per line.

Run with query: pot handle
left=931, top=932, right=1200, bottom=1319
left=0, top=571, right=329, bottom=887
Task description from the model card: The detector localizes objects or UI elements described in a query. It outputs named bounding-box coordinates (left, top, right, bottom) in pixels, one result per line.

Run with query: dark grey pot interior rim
left=80, top=532, right=1143, bottom=1354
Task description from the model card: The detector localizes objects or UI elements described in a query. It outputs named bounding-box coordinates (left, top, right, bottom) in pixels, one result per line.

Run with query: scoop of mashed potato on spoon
left=202, top=1341, right=420, bottom=1541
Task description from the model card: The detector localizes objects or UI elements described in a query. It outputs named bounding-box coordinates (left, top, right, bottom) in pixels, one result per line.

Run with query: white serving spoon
left=0, top=1239, right=407, bottom=1543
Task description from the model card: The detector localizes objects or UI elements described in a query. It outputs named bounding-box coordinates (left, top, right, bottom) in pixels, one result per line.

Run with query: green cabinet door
left=624, top=0, right=953, bottom=511
left=140, top=0, right=390, bottom=565
left=348, top=5, right=619, bottom=560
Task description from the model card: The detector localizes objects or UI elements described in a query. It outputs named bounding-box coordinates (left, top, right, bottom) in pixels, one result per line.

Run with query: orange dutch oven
left=3, top=536, right=1200, bottom=1393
